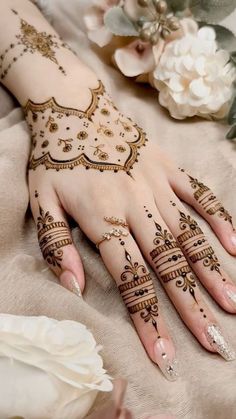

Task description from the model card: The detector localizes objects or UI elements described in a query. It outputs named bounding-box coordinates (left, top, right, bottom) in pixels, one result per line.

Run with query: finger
left=130, top=202, right=236, bottom=361
left=164, top=195, right=236, bottom=314
left=88, top=218, right=179, bottom=381
left=169, top=167, right=236, bottom=255
left=30, top=188, right=85, bottom=296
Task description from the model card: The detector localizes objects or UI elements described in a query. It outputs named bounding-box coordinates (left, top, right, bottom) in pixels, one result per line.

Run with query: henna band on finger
left=35, top=191, right=72, bottom=267
left=176, top=210, right=224, bottom=279
left=179, top=169, right=233, bottom=227
left=144, top=206, right=198, bottom=303
left=119, top=248, right=160, bottom=337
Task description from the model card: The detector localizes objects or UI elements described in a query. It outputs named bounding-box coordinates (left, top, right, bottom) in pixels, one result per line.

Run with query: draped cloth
left=0, top=1, right=235, bottom=417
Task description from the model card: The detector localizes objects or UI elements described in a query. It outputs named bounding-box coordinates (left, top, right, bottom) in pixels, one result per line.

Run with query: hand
left=27, top=74, right=236, bottom=381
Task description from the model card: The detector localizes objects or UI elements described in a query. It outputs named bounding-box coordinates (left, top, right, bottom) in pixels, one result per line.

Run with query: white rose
left=153, top=23, right=236, bottom=119
left=0, top=314, right=112, bottom=419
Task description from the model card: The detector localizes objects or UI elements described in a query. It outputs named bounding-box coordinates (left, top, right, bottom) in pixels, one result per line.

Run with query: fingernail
left=154, top=338, right=179, bottom=381
left=60, top=270, right=82, bottom=298
left=231, top=232, right=236, bottom=247
left=223, top=284, right=236, bottom=309
left=204, top=324, right=236, bottom=361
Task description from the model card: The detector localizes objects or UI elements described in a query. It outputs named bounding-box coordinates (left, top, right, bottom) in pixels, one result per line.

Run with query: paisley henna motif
left=177, top=210, right=222, bottom=277
left=144, top=207, right=198, bottom=303
left=119, top=249, right=160, bottom=336
left=35, top=191, right=72, bottom=268
left=183, top=171, right=233, bottom=227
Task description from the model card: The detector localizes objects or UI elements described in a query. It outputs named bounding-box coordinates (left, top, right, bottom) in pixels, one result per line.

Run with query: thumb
left=31, top=189, right=85, bottom=297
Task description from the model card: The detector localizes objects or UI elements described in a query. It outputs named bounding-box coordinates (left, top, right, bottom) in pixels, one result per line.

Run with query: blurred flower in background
left=84, top=0, right=236, bottom=139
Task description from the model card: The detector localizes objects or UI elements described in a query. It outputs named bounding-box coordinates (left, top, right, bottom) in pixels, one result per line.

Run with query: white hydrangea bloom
left=153, top=24, right=236, bottom=119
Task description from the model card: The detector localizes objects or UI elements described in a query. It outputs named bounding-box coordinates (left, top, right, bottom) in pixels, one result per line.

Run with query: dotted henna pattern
left=24, top=80, right=148, bottom=176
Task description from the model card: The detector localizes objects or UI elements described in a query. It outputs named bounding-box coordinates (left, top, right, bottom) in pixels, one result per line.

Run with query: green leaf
left=198, top=23, right=236, bottom=52
left=226, top=124, right=236, bottom=139
left=228, top=96, right=236, bottom=125
left=104, top=6, right=139, bottom=37
left=190, top=0, right=236, bottom=23
left=167, top=0, right=190, bottom=12
left=230, top=51, right=236, bottom=65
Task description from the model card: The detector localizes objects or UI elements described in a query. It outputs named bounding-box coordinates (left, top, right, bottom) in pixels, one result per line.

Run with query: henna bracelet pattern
left=25, top=80, right=148, bottom=176
left=0, top=9, right=73, bottom=80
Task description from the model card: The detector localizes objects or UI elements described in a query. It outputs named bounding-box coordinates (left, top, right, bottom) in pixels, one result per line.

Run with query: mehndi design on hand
left=179, top=168, right=233, bottom=226
left=145, top=207, right=198, bottom=303
left=119, top=245, right=160, bottom=336
left=35, top=191, right=72, bottom=268
left=176, top=209, right=226, bottom=282
left=0, top=9, right=73, bottom=80
left=25, top=81, right=148, bottom=176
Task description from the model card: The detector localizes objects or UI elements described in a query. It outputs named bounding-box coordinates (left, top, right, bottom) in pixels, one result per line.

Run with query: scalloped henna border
left=26, top=80, right=148, bottom=174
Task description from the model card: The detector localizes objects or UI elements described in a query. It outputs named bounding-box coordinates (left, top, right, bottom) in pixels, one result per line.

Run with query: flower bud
left=150, top=31, right=160, bottom=45
left=161, top=28, right=171, bottom=38
left=140, top=27, right=152, bottom=41
left=167, top=16, right=180, bottom=31
left=153, top=0, right=167, bottom=14
left=138, top=0, right=149, bottom=7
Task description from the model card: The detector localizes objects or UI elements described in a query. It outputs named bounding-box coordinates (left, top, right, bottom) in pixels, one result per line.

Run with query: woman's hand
left=27, top=73, right=236, bottom=381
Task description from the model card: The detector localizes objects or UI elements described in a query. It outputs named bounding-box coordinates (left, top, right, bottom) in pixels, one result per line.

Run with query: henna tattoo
left=25, top=80, right=148, bottom=176
left=177, top=210, right=222, bottom=277
left=179, top=169, right=233, bottom=227
left=0, top=10, right=72, bottom=79
left=119, top=249, right=160, bottom=336
left=144, top=207, right=198, bottom=303
left=91, top=144, right=109, bottom=161
left=35, top=191, right=72, bottom=267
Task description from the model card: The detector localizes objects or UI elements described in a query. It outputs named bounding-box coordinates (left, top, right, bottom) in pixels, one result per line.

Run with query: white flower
left=84, top=0, right=123, bottom=47
left=153, top=21, right=236, bottom=119
left=0, top=314, right=112, bottom=419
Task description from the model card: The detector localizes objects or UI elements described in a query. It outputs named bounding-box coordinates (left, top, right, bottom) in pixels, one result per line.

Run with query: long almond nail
left=223, top=284, right=236, bottom=309
left=60, top=270, right=82, bottom=297
left=154, top=338, right=179, bottom=381
left=204, top=324, right=236, bottom=361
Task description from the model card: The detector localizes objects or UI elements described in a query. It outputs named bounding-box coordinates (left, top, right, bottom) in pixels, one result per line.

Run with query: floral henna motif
left=144, top=207, right=198, bottom=303
left=180, top=169, right=233, bottom=227
left=118, top=248, right=160, bottom=336
left=25, top=80, right=148, bottom=176
left=35, top=191, right=72, bottom=268
left=0, top=9, right=72, bottom=80
left=177, top=210, right=222, bottom=277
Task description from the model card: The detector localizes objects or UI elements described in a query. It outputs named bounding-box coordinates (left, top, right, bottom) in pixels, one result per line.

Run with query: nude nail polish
left=223, top=284, right=236, bottom=309
left=154, top=338, right=179, bottom=381
left=60, top=270, right=82, bottom=297
left=204, top=324, right=236, bottom=361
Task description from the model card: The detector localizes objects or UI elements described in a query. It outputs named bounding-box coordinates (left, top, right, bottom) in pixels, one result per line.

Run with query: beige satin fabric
left=0, top=1, right=236, bottom=418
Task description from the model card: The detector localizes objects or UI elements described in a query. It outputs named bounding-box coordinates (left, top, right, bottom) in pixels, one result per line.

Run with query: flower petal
left=88, top=26, right=113, bottom=47
left=189, top=78, right=210, bottom=98
left=113, top=40, right=155, bottom=77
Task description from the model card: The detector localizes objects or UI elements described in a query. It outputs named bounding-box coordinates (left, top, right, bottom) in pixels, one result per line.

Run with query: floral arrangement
left=84, top=0, right=236, bottom=139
